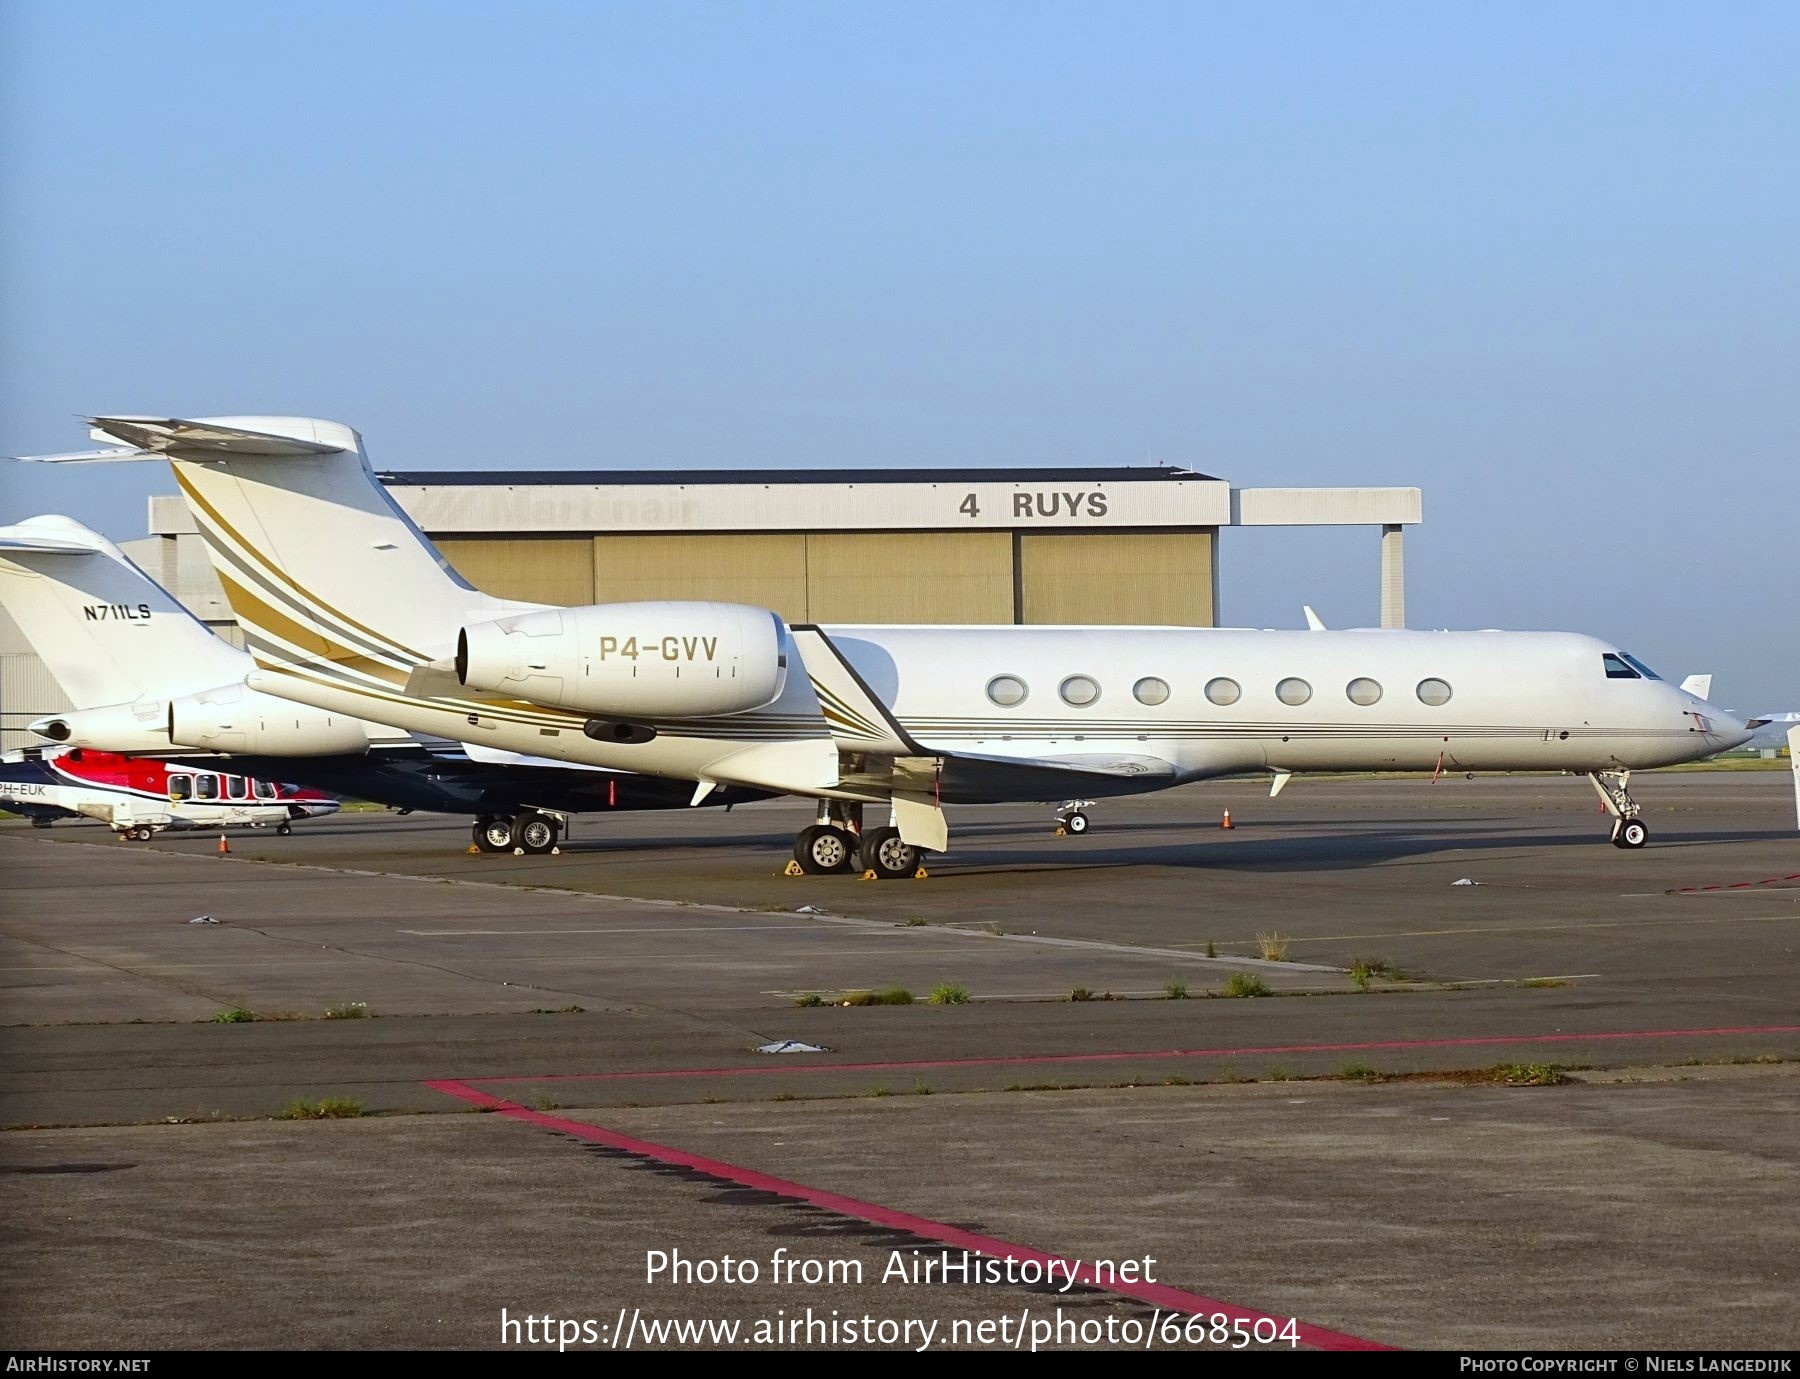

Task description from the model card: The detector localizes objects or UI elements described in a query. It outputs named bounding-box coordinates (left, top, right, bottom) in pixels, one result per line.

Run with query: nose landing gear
left=1055, top=799, right=1094, bottom=836
left=1589, top=770, right=1649, bottom=848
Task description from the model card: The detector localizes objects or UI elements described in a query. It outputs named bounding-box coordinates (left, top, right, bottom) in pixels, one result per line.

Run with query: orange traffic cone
left=217, top=833, right=230, bottom=855
left=1220, top=809, right=1234, bottom=830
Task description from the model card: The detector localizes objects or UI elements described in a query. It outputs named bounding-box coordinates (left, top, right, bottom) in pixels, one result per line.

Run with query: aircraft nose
left=1701, top=702, right=1755, bottom=751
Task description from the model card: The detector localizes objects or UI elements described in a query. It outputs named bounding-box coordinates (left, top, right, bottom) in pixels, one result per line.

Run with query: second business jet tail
left=0, top=511, right=394, bottom=755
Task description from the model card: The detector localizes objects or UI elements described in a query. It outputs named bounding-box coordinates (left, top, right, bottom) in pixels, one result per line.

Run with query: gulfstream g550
left=15, top=416, right=1753, bottom=877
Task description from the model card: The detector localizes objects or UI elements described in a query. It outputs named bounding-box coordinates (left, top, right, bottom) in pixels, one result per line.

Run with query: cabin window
left=1602, top=654, right=1640, bottom=680
left=986, top=675, right=1028, bottom=707
left=1620, top=653, right=1662, bottom=681
left=195, top=773, right=221, bottom=800
left=1059, top=675, right=1101, bottom=707
left=224, top=775, right=247, bottom=799
left=168, top=774, right=194, bottom=801
left=1346, top=677, right=1383, bottom=706
left=1133, top=677, right=1170, bottom=706
left=1416, top=678, right=1453, bottom=706
left=252, top=779, right=277, bottom=800
left=1276, top=677, right=1312, bottom=707
left=1205, top=677, right=1241, bottom=706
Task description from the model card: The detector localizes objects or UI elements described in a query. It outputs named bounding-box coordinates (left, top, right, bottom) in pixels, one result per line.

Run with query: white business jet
left=14, top=416, right=1754, bottom=877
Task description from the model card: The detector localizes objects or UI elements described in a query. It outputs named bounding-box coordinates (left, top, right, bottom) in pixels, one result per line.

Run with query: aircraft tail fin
left=0, top=515, right=248, bottom=707
left=71, top=416, right=532, bottom=686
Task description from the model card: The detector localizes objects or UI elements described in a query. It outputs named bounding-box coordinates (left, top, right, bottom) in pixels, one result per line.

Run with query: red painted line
left=457, top=1024, right=1800, bottom=1088
left=425, top=1077, right=1392, bottom=1351
left=1667, top=873, right=1800, bottom=894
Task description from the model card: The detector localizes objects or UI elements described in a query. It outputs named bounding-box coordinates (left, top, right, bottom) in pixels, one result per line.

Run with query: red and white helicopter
left=0, top=747, right=339, bottom=841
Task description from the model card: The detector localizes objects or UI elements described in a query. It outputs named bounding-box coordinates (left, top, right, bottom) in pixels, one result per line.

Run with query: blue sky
left=2, top=2, right=1794, bottom=708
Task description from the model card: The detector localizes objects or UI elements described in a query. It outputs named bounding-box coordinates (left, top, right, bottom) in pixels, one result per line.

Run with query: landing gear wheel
left=793, top=824, right=857, bottom=874
left=126, top=826, right=151, bottom=842
left=859, top=825, right=921, bottom=880
left=1060, top=810, right=1090, bottom=835
left=1614, top=819, right=1649, bottom=850
left=474, top=816, right=514, bottom=853
left=512, top=811, right=559, bottom=856
left=276, top=822, right=293, bottom=836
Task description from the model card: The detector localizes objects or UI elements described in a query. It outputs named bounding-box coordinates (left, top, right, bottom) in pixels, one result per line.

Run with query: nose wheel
left=1589, top=771, right=1649, bottom=849
left=1055, top=799, right=1095, bottom=836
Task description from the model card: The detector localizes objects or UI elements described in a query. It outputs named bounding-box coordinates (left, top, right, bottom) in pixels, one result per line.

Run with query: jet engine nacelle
left=457, top=601, right=787, bottom=719
left=168, top=684, right=372, bottom=755
left=31, top=700, right=172, bottom=754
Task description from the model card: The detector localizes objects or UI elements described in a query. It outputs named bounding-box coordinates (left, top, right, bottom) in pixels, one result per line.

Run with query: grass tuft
left=323, top=1002, right=368, bottom=1020
left=876, top=986, right=914, bottom=1006
left=529, top=1005, right=586, bottom=1014
left=929, top=983, right=970, bottom=1006
left=280, top=1097, right=363, bottom=1120
left=1493, top=1062, right=1570, bottom=1086
left=792, top=992, right=826, bottom=1008
left=1338, top=1060, right=1383, bottom=1082
left=1255, top=932, right=1290, bottom=962
left=1068, top=987, right=1096, bottom=1003
left=905, top=917, right=929, bottom=927
left=1164, top=979, right=1189, bottom=1000
left=209, top=1008, right=259, bottom=1024
left=1223, top=972, right=1270, bottom=999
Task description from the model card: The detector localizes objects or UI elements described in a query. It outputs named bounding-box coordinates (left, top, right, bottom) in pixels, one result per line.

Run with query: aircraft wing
left=936, top=749, right=1183, bottom=804
left=459, top=741, right=620, bottom=774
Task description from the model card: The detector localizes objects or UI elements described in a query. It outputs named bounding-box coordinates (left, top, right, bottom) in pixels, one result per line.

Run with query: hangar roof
left=374, top=465, right=1218, bottom=486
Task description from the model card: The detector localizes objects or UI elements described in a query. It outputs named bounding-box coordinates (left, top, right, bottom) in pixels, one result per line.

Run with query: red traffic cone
left=1220, top=809, right=1234, bottom=830
left=217, top=833, right=230, bottom=855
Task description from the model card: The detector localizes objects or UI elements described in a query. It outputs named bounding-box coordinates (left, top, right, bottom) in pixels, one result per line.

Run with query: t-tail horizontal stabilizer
left=9, top=416, right=352, bottom=462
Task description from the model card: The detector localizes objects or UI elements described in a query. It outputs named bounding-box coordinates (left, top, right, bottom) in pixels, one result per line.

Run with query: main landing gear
left=788, top=802, right=931, bottom=880
left=1589, top=770, right=1649, bottom=849
left=792, top=800, right=862, bottom=875
left=472, top=810, right=563, bottom=856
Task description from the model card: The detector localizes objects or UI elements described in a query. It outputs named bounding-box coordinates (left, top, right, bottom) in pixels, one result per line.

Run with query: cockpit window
left=1620, top=653, right=1662, bottom=681
left=1602, top=653, right=1640, bottom=680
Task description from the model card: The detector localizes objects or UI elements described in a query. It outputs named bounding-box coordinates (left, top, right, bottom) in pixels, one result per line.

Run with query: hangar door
left=434, top=537, right=595, bottom=607
left=803, top=533, right=1012, bottom=624
left=589, top=532, right=1011, bottom=623
left=1018, top=532, right=1215, bottom=626
left=592, top=535, right=810, bottom=623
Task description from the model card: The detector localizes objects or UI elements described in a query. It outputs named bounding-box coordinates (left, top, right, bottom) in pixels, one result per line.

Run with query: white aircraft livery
left=15, top=415, right=1755, bottom=877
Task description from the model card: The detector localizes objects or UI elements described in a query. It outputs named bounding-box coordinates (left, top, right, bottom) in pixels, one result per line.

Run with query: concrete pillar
left=1380, top=524, right=1405, bottom=629
left=1207, top=527, right=1221, bottom=627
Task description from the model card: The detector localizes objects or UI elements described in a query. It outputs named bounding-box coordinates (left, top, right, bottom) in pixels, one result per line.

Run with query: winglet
left=1303, top=605, right=1327, bottom=631
left=1679, top=674, right=1713, bottom=700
